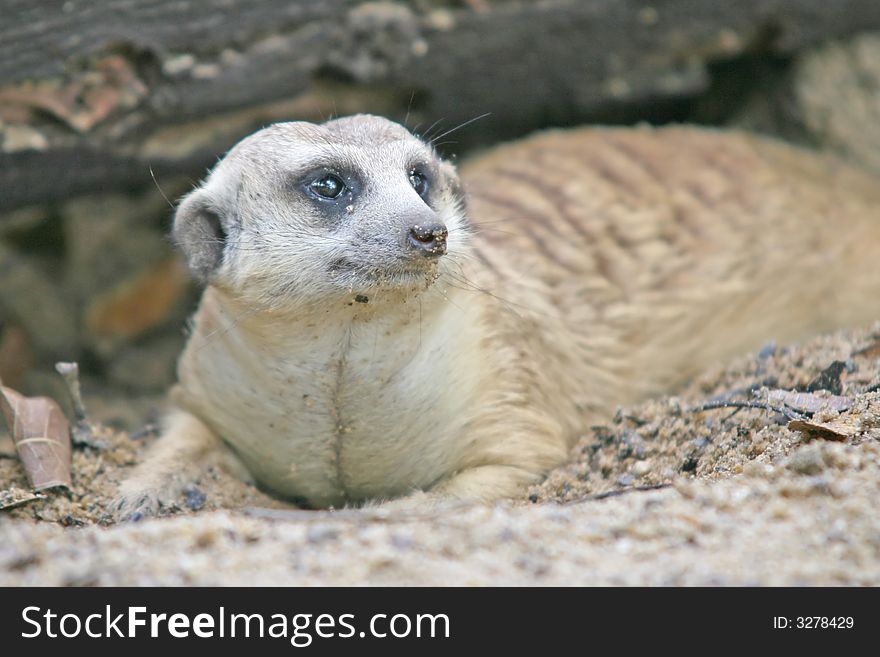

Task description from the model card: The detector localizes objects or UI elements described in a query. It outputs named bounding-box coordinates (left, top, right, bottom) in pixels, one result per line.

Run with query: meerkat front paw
left=110, top=407, right=247, bottom=522
left=109, top=478, right=180, bottom=521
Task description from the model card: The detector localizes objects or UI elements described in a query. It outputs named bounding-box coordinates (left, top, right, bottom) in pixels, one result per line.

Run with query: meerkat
left=113, top=114, right=880, bottom=517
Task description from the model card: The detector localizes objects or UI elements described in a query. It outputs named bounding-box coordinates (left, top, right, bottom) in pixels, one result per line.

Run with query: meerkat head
left=172, top=114, right=469, bottom=309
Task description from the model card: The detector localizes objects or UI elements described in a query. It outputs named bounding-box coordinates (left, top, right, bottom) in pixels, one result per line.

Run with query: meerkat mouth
left=329, top=257, right=442, bottom=290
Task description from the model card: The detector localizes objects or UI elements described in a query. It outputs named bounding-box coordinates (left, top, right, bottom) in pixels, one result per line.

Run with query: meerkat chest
left=182, top=303, right=482, bottom=507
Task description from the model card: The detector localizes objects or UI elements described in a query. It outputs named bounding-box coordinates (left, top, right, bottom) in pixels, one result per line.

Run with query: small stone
left=680, top=454, right=699, bottom=473
left=632, top=461, right=651, bottom=477
left=59, top=514, right=84, bottom=527
left=183, top=486, right=206, bottom=511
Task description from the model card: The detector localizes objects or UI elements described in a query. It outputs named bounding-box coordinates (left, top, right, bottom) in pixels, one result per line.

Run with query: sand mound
left=2, top=325, right=880, bottom=585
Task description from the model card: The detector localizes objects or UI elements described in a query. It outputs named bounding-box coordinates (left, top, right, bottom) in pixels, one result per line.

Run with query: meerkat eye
left=308, top=174, right=346, bottom=199
left=409, top=169, right=429, bottom=197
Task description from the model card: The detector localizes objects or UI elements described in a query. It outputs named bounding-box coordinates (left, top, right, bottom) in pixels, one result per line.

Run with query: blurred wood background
left=2, top=0, right=879, bottom=399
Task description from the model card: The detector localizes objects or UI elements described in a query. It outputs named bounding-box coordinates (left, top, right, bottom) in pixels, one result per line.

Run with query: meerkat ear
left=172, top=189, right=227, bottom=283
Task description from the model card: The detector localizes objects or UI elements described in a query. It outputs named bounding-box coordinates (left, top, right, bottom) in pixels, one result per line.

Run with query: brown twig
left=54, top=362, right=87, bottom=422
left=54, top=362, right=104, bottom=448
left=565, top=483, right=672, bottom=504
left=685, top=399, right=805, bottom=421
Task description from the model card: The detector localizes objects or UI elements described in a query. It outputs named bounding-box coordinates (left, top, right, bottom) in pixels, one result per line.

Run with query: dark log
left=3, top=0, right=880, bottom=212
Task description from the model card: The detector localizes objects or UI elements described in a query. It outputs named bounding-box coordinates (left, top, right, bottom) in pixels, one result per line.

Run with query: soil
left=2, top=324, right=880, bottom=586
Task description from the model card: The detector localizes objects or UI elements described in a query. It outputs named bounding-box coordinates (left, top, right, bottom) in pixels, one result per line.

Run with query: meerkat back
left=460, top=124, right=880, bottom=415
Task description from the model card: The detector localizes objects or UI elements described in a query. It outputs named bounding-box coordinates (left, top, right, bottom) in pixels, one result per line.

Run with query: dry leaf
left=0, top=55, right=147, bottom=132
left=760, top=389, right=854, bottom=414
left=0, top=385, right=71, bottom=491
left=787, top=418, right=854, bottom=441
left=805, top=360, right=846, bottom=395
left=0, top=486, right=43, bottom=511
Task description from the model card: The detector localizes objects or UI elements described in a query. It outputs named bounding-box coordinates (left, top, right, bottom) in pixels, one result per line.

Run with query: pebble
left=183, top=487, right=207, bottom=511
left=631, top=461, right=651, bottom=477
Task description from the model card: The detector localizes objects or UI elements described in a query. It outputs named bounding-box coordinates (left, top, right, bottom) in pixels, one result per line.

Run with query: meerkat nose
left=407, top=222, right=448, bottom=257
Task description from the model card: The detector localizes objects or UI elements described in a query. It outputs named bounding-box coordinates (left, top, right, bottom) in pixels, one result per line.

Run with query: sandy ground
left=2, top=324, right=880, bottom=586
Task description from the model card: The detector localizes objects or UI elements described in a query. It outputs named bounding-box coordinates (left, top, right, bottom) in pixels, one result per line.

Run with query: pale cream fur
left=114, top=116, right=880, bottom=517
